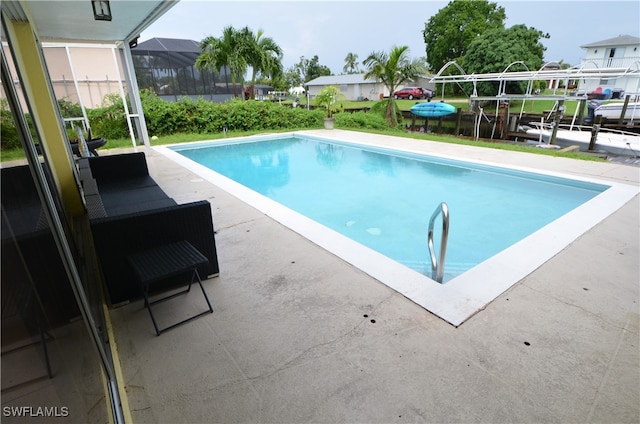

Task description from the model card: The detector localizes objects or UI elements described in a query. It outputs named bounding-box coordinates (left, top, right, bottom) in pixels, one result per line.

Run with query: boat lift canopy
left=428, top=61, right=640, bottom=141
left=430, top=61, right=640, bottom=102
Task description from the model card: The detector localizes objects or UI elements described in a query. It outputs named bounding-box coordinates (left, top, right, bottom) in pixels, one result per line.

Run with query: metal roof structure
left=430, top=60, right=640, bottom=101
left=132, top=37, right=201, bottom=68
left=428, top=60, right=640, bottom=142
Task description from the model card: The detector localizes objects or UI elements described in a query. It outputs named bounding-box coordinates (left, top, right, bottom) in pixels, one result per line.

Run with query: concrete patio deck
left=109, top=130, right=639, bottom=423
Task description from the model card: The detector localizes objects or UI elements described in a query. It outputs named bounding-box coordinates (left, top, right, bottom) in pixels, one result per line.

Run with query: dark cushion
left=1, top=165, right=43, bottom=238
left=87, top=152, right=149, bottom=182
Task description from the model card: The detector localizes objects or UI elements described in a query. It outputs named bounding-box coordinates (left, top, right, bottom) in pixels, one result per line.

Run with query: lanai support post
left=119, top=41, right=150, bottom=149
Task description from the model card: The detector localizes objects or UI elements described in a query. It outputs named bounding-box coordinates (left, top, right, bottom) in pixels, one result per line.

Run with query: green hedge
left=2, top=90, right=398, bottom=152
left=86, top=94, right=131, bottom=140
left=1, top=98, right=20, bottom=150
left=86, top=90, right=328, bottom=139
left=334, top=110, right=394, bottom=130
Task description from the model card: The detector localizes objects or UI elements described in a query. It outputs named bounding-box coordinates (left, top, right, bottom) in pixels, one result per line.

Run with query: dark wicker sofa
left=1, top=165, right=81, bottom=328
left=81, top=152, right=220, bottom=306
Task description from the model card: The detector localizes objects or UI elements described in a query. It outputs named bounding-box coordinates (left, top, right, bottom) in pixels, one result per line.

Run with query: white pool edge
left=154, top=133, right=639, bottom=326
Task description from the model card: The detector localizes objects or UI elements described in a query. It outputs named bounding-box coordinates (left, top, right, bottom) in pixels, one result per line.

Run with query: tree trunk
left=386, top=99, right=397, bottom=127
left=250, top=69, right=257, bottom=100
left=230, top=72, right=238, bottom=98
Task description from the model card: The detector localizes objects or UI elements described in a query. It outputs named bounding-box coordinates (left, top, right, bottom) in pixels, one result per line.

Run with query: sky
left=140, top=0, right=640, bottom=75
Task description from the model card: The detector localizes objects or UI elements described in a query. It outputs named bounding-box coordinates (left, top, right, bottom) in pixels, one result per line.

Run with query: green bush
left=57, top=98, right=83, bottom=118
left=369, top=99, right=403, bottom=123
left=141, top=93, right=325, bottom=136
left=0, top=99, right=42, bottom=150
left=87, top=93, right=130, bottom=139
left=1, top=98, right=20, bottom=150
left=1, top=90, right=396, bottom=154
left=335, top=111, right=392, bottom=130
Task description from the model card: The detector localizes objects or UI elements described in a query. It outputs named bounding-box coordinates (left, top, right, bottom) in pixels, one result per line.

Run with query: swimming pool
left=171, top=134, right=606, bottom=281
left=156, top=131, right=638, bottom=325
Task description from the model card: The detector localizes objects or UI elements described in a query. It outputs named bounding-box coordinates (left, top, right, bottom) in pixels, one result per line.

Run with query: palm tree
left=196, top=26, right=248, bottom=98
left=363, top=46, right=425, bottom=126
left=343, top=52, right=359, bottom=74
left=243, top=27, right=283, bottom=98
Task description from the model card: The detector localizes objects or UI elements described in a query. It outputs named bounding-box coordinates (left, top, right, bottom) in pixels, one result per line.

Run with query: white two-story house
left=578, top=34, right=640, bottom=97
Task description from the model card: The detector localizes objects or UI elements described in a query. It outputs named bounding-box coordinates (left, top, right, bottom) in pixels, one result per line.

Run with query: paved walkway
left=109, top=131, right=639, bottom=423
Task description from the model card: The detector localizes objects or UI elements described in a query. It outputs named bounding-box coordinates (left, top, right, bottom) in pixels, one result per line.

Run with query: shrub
left=140, top=93, right=326, bottom=135
left=369, top=99, right=403, bottom=123
left=1, top=98, right=20, bottom=150
left=57, top=98, right=83, bottom=118
left=87, top=94, right=130, bottom=139
left=1, top=90, right=392, bottom=154
left=315, top=85, right=344, bottom=118
left=335, top=111, right=392, bottom=130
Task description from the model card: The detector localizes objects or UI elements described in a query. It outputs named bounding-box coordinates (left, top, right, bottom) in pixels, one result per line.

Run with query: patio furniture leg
left=128, top=241, right=214, bottom=336
left=142, top=268, right=213, bottom=336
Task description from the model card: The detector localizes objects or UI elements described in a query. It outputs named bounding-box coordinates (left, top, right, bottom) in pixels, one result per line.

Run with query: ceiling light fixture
left=92, top=0, right=112, bottom=21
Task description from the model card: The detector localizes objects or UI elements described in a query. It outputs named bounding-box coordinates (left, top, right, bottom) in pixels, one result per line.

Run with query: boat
left=410, top=102, right=456, bottom=118
left=525, top=123, right=640, bottom=157
left=594, top=102, right=640, bottom=121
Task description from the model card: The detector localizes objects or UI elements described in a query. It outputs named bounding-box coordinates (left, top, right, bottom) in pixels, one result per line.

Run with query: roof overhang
left=2, top=0, right=178, bottom=44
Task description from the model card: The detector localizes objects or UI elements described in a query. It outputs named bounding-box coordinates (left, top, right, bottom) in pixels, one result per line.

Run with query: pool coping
left=154, top=131, right=639, bottom=326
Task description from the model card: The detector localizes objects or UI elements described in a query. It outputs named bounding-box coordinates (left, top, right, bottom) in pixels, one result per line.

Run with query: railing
left=579, top=56, right=640, bottom=70
left=428, top=202, right=450, bottom=284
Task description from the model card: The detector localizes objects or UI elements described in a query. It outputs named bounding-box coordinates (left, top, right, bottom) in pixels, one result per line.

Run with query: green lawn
left=1, top=126, right=604, bottom=163
left=346, top=128, right=604, bottom=162
left=1, top=90, right=602, bottom=163
left=329, top=95, right=585, bottom=116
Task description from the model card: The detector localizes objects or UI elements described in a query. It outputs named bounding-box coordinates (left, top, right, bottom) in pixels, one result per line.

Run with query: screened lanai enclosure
left=131, top=37, right=238, bottom=102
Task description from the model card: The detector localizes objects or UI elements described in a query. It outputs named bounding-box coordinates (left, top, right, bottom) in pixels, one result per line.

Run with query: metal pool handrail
left=428, top=202, right=450, bottom=284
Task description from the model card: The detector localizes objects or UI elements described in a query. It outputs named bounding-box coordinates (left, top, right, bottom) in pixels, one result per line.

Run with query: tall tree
left=463, top=24, right=549, bottom=96
left=305, top=55, right=332, bottom=81
left=284, top=66, right=303, bottom=89
left=243, top=27, right=283, bottom=97
left=363, top=45, right=425, bottom=126
left=196, top=26, right=249, bottom=98
left=423, top=0, right=506, bottom=74
left=293, top=55, right=332, bottom=83
left=293, top=56, right=310, bottom=84
left=343, top=52, right=360, bottom=74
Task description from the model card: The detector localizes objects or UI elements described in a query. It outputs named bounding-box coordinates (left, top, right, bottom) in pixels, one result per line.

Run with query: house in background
left=252, top=84, right=275, bottom=100
left=306, top=73, right=437, bottom=101
left=578, top=34, right=640, bottom=97
left=306, top=74, right=387, bottom=101
left=540, top=61, right=562, bottom=90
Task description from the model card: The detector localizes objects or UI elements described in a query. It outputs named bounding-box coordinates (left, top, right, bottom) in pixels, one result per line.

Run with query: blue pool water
left=172, top=135, right=608, bottom=282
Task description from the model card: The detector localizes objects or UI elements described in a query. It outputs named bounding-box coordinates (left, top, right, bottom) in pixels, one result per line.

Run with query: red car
left=393, top=86, right=425, bottom=100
